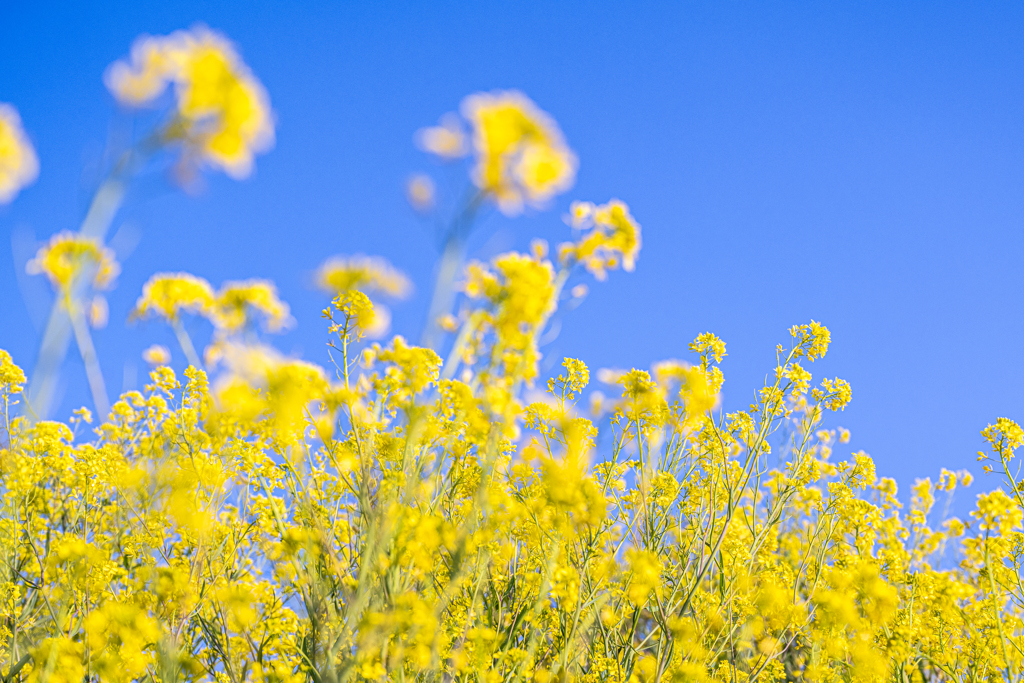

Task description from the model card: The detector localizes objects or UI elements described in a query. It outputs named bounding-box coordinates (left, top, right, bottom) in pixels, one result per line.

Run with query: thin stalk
left=26, top=176, right=127, bottom=419
left=67, top=295, right=110, bottom=419
left=172, top=318, right=204, bottom=369
left=421, top=191, right=483, bottom=350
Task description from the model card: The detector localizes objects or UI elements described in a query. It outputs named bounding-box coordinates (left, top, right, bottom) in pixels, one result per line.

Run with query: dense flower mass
left=105, top=25, right=274, bottom=178
left=0, top=103, right=38, bottom=204
left=4, top=27, right=1024, bottom=683
left=5, top=281, right=1024, bottom=681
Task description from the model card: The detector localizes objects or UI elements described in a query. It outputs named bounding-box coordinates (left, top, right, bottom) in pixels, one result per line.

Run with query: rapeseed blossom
left=141, top=344, right=171, bottom=365
left=25, top=232, right=119, bottom=294
left=561, top=199, right=642, bottom=278
left=317, top=255, right=411, bottom=340
left=7, top=45, right=1024, bottom=682
left=461, top=90, right=577, bottom=215
left=415, top=113, right=467, bottom=159
left=132, top=272, right=216, bottom=322
left=0, top=103, right=38, bottom=204
left=213, top=278, right=291, bottom=332
left=105, top=25, right=274, bottom=178
left=7, top=225, right=1024, bottom=683
left=316, top=254, right=411, bottom=298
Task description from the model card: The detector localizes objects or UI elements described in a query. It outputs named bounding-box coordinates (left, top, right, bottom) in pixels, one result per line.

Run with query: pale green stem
left=67, top=295, right=110, bottom=419
left=172, top=318, right=203, bottom=369
left=420, top=191, right=483, bottom=350
left=421, top=230, right=465, bottom=351
left=26, top=177, right=126, bottom=419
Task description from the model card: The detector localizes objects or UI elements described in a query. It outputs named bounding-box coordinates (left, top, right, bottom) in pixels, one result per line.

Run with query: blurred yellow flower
left=415, top=113, right=467, bottom=159
left=132, top=272, right=216, bottom=322
left=406, top=173, right=436, bottom=213
left=461, top=90, right=576, bottom=215
left=317, top=255, right=411, bottom=298
left=560, top=199, right=641, bottom=279
left=0, top=103, right=39, bottom=204
left=142, top=344, right=171, bottom=365
left=26, top=232, right=119, bottom=293
left=105, top=26, right=274, bottom=179
left=88, top=295, right=109, bottom=329
left=214, top=278, right=291, bottom=332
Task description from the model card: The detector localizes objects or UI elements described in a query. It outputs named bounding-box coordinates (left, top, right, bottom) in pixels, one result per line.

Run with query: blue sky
left=2, top=1, right=1023, bottom=501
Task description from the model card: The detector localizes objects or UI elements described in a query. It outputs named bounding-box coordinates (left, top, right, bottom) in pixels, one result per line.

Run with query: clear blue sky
left=2, top=1, right=1023, bottom=502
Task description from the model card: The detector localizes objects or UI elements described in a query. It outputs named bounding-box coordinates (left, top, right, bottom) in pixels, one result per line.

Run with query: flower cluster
left=561, top=199, right=643, bottom=279
left=0, top=103, right=38, bottom=204
left=26, top=232, right=120, bottom=295
left=4, top=29, right=1024, bottom=683
left=417, top=90, right=577, bottom=215
left=105, top=25, right=274, bottom=178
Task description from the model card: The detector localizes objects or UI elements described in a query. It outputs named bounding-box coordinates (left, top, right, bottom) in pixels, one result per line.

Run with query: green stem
left=172, top=318, right=204, bottom=369
left=420, top=191, right=483, bottom=350
left=67, top=295, right=110, bottom=419
left=26, top=176, right=126, bottom=419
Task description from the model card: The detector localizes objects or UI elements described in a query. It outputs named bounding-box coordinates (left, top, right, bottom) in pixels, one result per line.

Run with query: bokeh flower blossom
left=0, top=103, right=39, bottom=204
left=132, top=272, right=217, bottom=323
left=26, top=232, right=119, bottom=294
left=461, top=90, right=576, bottom=215
left=105, top=26, right=274, bottom=179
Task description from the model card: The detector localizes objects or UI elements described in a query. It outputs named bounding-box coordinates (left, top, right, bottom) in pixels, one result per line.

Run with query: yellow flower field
left=2, top=26, right=1024, bottom=683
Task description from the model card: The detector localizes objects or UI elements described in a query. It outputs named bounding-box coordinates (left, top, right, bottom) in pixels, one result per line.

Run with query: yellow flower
left=104, top=32, right=179, bottom=105
left=689, top=332, right=727, bottom=363
left=214, top=278, right=291, bottom=332
left=317, top=254, right=412, bottom=298
left=406, top=173, right=436, bottom=212
left=142, top=344, right=172, bottom=366
left=625, top=549, right=663, bottom=606
left=461, top=90, right=576, bottom=215
left=88, top=295, right=109, bottom=329
left=26, top=232, right=119, bottom=293
left=560, top=199, right=641, bottom=279
left=212, top=341, right=328, bottom=443
left=0, top=348, right=26, bottom=393
left=0, top=103, right=39, bottom=204
left=415, top=112, right=467, bottom=159
left=132, top=272, right=216, bottom=322
left=329, top=289, right=392, bottom=340
left=105, top=26, right=274, bottom=178
left=369, top=336, right=442, bottom=404
left=790, top=320, right=831, bottom=360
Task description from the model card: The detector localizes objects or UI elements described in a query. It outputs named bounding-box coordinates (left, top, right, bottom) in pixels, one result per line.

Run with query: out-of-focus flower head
left=132, top=272, right=216, bottom=323
left=559, top=199, right=641, bottom=280
left=0, top=103, right=39, bottom=204
left=210, top=341, right=329, bottom=443
left=406, top=173, right=436, bottom=213
left=415, top=113, right=467, bottom=160
left=26, top=232, right=120, bottom=293
left=317, top=255, right=411, bottom=299
left=463, top=251, right=557, bottom=384
left=213, top=278, right=292, bottom=333
left=142, top=344, right=171, bottom=366
left=214, top=340, right=285, bottom=386
left=460, top=90, right=576, bottom=216
left=88, top=295, right=109, bottom=329
left=105, top=26, right=275, bottom=179
left=318, top=255, right=410, bottom=341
